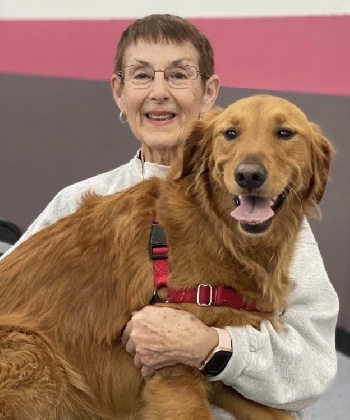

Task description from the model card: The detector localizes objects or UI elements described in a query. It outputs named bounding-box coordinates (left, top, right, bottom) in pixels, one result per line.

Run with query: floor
left=305, top=352, right=350, bottom=419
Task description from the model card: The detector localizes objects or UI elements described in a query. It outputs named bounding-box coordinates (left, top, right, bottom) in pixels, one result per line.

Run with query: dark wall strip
left=336, top=328, right=350, bottom=356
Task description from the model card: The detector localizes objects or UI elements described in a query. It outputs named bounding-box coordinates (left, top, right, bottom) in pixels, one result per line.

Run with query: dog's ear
left=307, top=123, right=335, bottom=204
left=174, top=107, right=224, bottom=181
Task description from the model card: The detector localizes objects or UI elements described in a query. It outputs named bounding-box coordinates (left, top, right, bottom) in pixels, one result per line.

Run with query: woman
left=3, top=14, right=338, bottom=420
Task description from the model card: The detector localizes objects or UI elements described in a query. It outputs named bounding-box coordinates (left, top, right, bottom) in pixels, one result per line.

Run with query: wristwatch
left=200, top=328, right=232, bottom=376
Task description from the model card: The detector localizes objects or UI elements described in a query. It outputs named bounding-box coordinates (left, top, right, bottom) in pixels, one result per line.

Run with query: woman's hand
left=121, top=306, right=218, bottom=379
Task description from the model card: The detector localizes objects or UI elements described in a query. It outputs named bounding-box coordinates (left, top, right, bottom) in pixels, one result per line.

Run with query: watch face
left=203, top=350, right=232, bottom=375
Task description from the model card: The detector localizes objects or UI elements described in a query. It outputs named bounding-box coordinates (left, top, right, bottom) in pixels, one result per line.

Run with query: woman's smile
left=146, top=111, right=176, bottom=122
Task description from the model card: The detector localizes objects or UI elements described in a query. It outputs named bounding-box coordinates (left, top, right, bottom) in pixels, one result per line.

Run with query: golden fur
left=0, top=95, right=334, bottom=419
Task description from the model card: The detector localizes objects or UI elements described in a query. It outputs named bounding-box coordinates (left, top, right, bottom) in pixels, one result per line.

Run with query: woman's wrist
left=199, top=328, right=233, bottom=375
left=191, top=326, right=219, bottom=368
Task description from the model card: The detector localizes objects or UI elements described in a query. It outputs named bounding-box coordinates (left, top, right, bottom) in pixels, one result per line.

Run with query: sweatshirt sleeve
left=0, top=188, right=77, bottom=259
left=0, top=162, right=137, bottom=260
left=210, top=219, right=339, bottom=412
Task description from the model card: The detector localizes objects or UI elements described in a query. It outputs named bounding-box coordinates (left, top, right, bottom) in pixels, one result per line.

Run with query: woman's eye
left=134, top=72, right=152, bottom=80
left=277, top=129, right=294, bottom=140
left=224, top=129, right=237, bottom=140
left=168, top=71, right=187, bottom=80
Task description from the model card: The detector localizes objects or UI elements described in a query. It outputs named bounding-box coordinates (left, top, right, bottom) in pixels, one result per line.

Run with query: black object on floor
left=0, top=219, right=22, bottom=256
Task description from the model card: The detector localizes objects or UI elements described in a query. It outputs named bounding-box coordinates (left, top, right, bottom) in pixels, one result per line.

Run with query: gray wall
left=1, top=74, right=349, bottom=331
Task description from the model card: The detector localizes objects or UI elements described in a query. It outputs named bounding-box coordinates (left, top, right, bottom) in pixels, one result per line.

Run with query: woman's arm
left=123, top=220, right=338, bottom=413
left=213, top=219, right=339, bottom=411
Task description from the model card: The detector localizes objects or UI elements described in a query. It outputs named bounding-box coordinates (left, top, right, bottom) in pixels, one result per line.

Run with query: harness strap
left=167, top=284, right=257, bottom=310
left=150, top=215, right=169, bottom=289
left=149, top=215, right=260, bottom=311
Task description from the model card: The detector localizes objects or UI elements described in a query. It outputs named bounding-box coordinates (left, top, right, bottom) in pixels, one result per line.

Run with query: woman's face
left=111, top=40, right=219, bottom=164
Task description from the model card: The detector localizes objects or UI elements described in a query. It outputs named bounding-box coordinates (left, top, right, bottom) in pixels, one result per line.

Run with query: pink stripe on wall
left=0, top=16, right=349, bottom=95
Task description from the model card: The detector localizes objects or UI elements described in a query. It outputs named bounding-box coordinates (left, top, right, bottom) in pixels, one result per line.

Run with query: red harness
left=150, top=216, right=258, bottom=311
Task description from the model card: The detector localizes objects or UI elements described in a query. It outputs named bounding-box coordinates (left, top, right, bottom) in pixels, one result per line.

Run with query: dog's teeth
left=242, top=221, right=263, bottom=226
left=232, top=196, right=241, bottom=206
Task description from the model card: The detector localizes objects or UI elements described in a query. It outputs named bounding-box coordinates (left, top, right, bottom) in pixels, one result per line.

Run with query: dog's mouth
left=230, top=185, right=291, bottom=234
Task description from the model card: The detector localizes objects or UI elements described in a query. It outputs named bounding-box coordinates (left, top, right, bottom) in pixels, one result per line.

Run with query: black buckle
left=149, top=222, right=168, bottom=260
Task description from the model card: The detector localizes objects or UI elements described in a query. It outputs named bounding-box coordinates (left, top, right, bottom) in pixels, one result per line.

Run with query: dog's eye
left=224, top=129, right=238, bottom=140
left=277, top=129, right=294, bottom=140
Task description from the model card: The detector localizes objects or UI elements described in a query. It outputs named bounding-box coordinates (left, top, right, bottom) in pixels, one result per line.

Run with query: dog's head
left=175, top=95, right=334, bottom=235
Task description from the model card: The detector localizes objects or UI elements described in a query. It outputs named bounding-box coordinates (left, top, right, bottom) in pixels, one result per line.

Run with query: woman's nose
left=148, top=72, right=170, bottom=101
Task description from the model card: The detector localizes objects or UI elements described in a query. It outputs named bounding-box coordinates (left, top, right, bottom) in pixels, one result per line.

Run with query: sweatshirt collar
left=134, top=150, right=169, bottom=180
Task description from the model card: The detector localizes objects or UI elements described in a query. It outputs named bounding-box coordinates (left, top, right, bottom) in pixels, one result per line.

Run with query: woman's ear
left=200, top=74, right=220, bottom=114
left=111, top=74, right=125, bottom=111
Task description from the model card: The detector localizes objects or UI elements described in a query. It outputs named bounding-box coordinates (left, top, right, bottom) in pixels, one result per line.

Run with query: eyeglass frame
left=117, top=64, right=209, bottom=88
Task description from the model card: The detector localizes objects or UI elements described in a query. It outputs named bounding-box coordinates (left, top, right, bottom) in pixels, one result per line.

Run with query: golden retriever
left=0, top=95, right=334, bottom=420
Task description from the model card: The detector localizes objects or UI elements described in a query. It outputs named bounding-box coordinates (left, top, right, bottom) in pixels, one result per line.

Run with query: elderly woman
left=3, top=14, right=338, bottom=420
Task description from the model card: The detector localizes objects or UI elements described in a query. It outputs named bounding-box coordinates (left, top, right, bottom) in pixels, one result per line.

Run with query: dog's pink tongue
left=230, top=196, right=274, bottom=222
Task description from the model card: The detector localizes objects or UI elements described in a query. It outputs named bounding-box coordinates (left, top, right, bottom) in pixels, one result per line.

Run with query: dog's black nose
left=235, top=163, right=267, bottom=190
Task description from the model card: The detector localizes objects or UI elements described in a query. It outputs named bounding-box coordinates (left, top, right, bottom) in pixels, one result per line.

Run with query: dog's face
left=177, top=95, right=334, bottom=235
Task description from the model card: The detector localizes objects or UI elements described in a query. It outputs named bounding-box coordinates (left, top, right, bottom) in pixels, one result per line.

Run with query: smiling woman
left=0, top=13, right=339, bottom=420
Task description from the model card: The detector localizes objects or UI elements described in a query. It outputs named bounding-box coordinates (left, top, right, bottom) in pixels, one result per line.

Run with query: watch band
left=200, top=328, right=232, bottom=374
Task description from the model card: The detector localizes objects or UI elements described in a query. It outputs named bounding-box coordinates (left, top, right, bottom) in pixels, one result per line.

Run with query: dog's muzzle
left=230, top=185, right=291, bottom=234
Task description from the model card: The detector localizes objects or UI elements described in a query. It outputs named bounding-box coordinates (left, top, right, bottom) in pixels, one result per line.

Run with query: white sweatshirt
left=1, top=153, right=339, bottom=420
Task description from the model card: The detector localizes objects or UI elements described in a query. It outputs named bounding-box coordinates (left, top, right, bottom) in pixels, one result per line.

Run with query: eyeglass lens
left=122, top=65, right=200, bottom=88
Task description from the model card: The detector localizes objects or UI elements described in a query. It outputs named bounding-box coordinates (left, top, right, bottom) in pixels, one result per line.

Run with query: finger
left=121, top=321, right=131, bottom=345
left=125, top=338, right=136, bottom=356
left=134, top=353, right=142, bottom=369
left=141, top=365, right=154, bottom=380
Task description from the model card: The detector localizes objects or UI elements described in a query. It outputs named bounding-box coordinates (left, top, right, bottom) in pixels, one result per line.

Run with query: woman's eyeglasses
left=117, top=65, right=209, bottom=89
